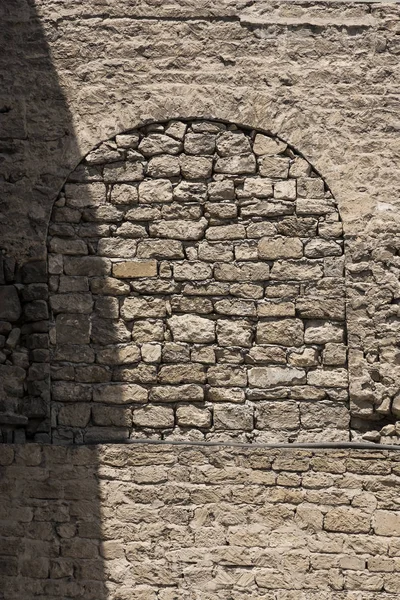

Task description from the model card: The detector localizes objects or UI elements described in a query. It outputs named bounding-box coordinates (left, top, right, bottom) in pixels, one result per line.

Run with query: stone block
left=0, top=286, right=21, bottom=321
left=97, top=238, right=137, bottom=258
left=299, top=402, right=349, bottom=429
left=241, top=201, right=294, bottom=218
left=90, top=278, right=129, bottom=298
left=132, top=320, right=165, bottom=342
left=257, top=301, right=295, bottom=317
left=216, top=131, right=251, bottom=156
left=296, top=198, right=335, bottom=216
left=58, top=276, right=88, bottom=293
left=133, top=405, right=174, bottom=428
left=64, top=257, right=111, bottom=276
left=270, top=259, right=323, bottom=281
left=246, top=222, right=276, bottom=238
left=52, top=382, right=92, bottom=402
left=149, top=218, right=207, bottom=240
left=198, top=242, right=234, bottom=262
left=246, top=346, right=286, bottom=364
left=258, top=236, right=303, bottom=259
left=304, top=239, right=342, bottom=258
left=324, top=508, right=370, bottom=533
left=161, top=203, right=203, bottom=220
left=93, top=383, right=147, bottom=404
left=96, top=344, right=141, bottom=365
left=173, top=181, right=207, bottom=202
left=230, top=283, right=264, bottom=299
left=257, top=319, right=304, bottom=346
left=139, top=179, right=173, bottom=203
left=207, top=365, right=247, bottom=387
left=92, top=405, right=132, bottom=427
left=168, top=315, right=215, bottom=343
left=115, top=132, right=139, bottom=148
left=216, top=319, right=253, bottom=347
left=206, top=224, right=246, bottom=241
left=207, top=387, right=245, bottom=403
left=75, top=365, right=111, bottom=382
left=288, top=347, right=319, bottom=367
left=304, top=321, right=344, bottom=344
left=121, top=297, right=166, bottom=319
left=176, top=404, right=211, bottom=428
left=253, top=134, right=286, bottom=156
left=249, top=367, right=306, bottom=387
left=56, top=314, right=90, bottom=345
left=141, top=343, right=162, bottom=363
left=297, top=177, right=325, bottom=198
left=214, top=262, right=269, bottom=281
left=54, top=344, right=95, bottom=363
left=256, top=401, right=299, bottom=430
left=49, top=238, right=88, bottom=255
left=184, top=132, right=216, bottom=155
left=112, top=261, right=157, bottom=279
left=125, top=206, right=161, bottom=221
left=165, top=121, right=187, bottom=139
left=158, top=364, right=206, bottom=384
left=147, top=155, right=180, bottom=178
left=91, top=317, right=131, bottom=345
left=170, top=296, right=212, bottom=314
left=180, top=155, right=213, bottom=179
left=103, top=161, right=144, bottom=183
left=276, top=216, right=317, bottom=237
left=150, top=385, right=204, bottom=402
left=138, top=133, right=182, bottom=156
left=323, top=343, right=347, bottom=366
left=243, top=177, right=273, bottom=198
left=307, top=368, right=348, bottom=388
left=374, top=511, right=400, bottom=536
left=113, top=364, right=156, bottom=384
left=258, top=156, right=290, bottom=178
left=207, top=180, right=235, bottom=201
left=50, top=293, right=92, bottom=314
left=296, top=298, right=345, bottom=320
left=215, top=154, right=256, bottom=175
left=115, top=223, right=147, bottom=238
left=205, top=202, right=237, bottom=220
left=274, top=180, right=297, bottom=200
left=289, top=156, right=311, bottom=178
left=214, top=404, right=253, bottom=430
left=162, top=342, right=190, bottom=363
left=137, top=239, right=184, bottom=259
left=214, top=299, right=256, bottom=317
left=58, top=404, right=91, bottom=428
left=64, top=182, right=107, bottom=208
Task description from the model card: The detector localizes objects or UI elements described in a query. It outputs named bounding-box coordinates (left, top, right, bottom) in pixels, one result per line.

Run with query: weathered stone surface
left=206, top=224, right=246, bottom=241
left=90, top=277, right=130, bottom=295
left=168, top=315, right=215, bottom=344
left=258, top=236, right=303, bottom=259
left=112, top=261, right=157, bottom=279
left=137, top=239, right=184, bottom=259
left=214, top=262, right=269, bottom=281
left=304, top=321, right=345, bottom=344
left=180, top=155, right=213, bottom=179
left=91, top=318, right=131, bottom=345
left=139, top=179, right=173, bottom=203
left=150, top=385, right=204, bottom=403
left=93, top=383, right=148, bottom=404
left=50, top=293, right=93, bottom=314
left=253, top=134, right=287, bottom=156
left=270, top=259, right=323, bottom=281
left=215, top=154, right=256, bottom=175
left=96, top=344, right=140, bottom=365
left=121, top=297, right=166, bottom=319
left=56, top=314, right=90, bottom=345
left=256, top=401, right=299, bottom=430
left=132, top=405, right=174, bottom=428
left=0, top=286, right=21, bottom=322
left=147, top=155, right=180, bottom=178
left=243, top=177, right=273, bottom=198
left=138, top=133, right=182, bottom=156
left=257, top=319, right=304, bottom=346
left=207, top=180, right=235, bottom=201
left=150, top=219, right=207, bottom=240
left=249, top=366, right=306, bottom=387
left=214, top=404, right=253, bottom=430
left=64, top=257, right=111, bottom=276
left=49, top=238, right=88, bottom=255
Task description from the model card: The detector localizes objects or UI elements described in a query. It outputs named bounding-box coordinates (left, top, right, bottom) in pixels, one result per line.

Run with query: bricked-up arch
left=47, top=120, right=349, bottom=444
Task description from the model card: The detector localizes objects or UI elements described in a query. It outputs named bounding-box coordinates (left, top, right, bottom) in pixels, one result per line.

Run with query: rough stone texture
left=1, top=444, right=400, bottom=599
left=42, top=119, right=352, bottom=443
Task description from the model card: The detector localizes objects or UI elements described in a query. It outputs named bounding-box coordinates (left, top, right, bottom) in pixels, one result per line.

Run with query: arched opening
left=47, top=119, right=349, bottom=444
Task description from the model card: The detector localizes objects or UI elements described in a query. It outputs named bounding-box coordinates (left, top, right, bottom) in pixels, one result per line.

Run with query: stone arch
left=47, top=119, right=349, bottom=445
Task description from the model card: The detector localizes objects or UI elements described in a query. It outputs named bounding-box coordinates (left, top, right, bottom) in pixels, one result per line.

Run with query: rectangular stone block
left=64, top=257, right=111, bottom=276
left=214, top=404, right=254, bottom=430
left=121, top=297, right=166, bottom=319
left=92, top=383, right=148, bottom=404
left=137, top=239, right=184, bottom=259
left=214, top=262, right=269, bottom=282
left=150, top=384, right=204, bottom=402
left=112, top=260, right=157, bottom=278
left=249, top=367, right=306, bottom=387
left=97, top=238, right=137, bottom=258
left=257, top=319, right=304, bottom=346
left=56, top=314, right=90, bottom=344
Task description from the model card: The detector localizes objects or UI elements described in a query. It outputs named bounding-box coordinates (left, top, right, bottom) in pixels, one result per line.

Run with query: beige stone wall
left=2, top=442, right=400, bottom=599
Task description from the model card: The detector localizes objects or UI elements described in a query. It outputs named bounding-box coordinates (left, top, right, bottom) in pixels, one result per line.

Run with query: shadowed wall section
left=47, top=120, right=350, bottom=444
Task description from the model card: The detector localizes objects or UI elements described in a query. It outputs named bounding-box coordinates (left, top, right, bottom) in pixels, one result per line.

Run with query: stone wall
left=2, top=442, right=400, bottom=599
left=47, top=119, right=348, bottom=444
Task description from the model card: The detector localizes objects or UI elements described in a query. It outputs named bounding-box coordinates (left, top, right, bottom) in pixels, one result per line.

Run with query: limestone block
left=103, top=161, right=144, bottom=183
left=296, top=198, right=335, bottom=216
left=112, top=261, right=157, bottom=279
left=91, top=318, right=131, bottom=345
left=58, top=276, right=88, bottom=293
left=257, top=319, right=304, bottom=346
left=304, top=239, right=342, bottom=258
left=121, top=297, right=166, bottom=319
left=150, top=385, right=204, bottom=402
left=276, top=216, right=317, bottom=237
left=191, top=345, right=215, bottom=364
left=304, top=321, right=344, bottom=344
left=50, top=293, right=93, bottom=314
left=90, top=277, right=130, bottom=295
left=214, top=404, right=253, bottom=430
left=58, top=404, right=91, bottom=428
left=147, top=155, right=180, bottom=178
left=165, top=121, right=187, bottom=140
left=323, top=343, right=347, bottom=366
left=96, top=344, right=140, bottom=365
left=85, top=143, right=122, bottom=165
left=92, top=404, right=132, bottom=427
left=216, top=319, right=253, bottom=348
left=173, top=262, right=212, bottom=281
left=241, top=201, right=294, bottom=218
left=64, top=182, right=107, bottom=208
left=270, top=259, right=323, bottom=281
left=64, top=256, right=111, bottom=276
left=258, top=156, right=290, bottom=178
left=215, top=154, right=256, bottom=175
left=137, top=239, right=184, bottom=259
left=230, top=283, right=264, bottom=299
left=115, top=132, right=140, bottom=148
left=214, top=262, right=269, bottom=281
left=214, top=299, right=256, bottom=317
left=176, top=405, right=211, bottom=428
left=168, top=315, right=215, bottom=343
left=300, top=402, right=349, bottom=429
left=257, top=301, right=295, bottom=317
left=243, top=177, right=273, bottom=198
left=84, top=427, right=129, bottom=443
left=125, top=206, right=161, bottom=221
left=54, top=345, right=95, bottom=363
left=296, top=298, right=345, bottom=320
left=207, top=180, right=235, bottom=201
left=115, top=223, right=148, bottom=238
left=253, top=134, right=286, bottom=156
left=0, top=286, right=21, bottom=321
left=256, top=401, right=299, bottom=430
left=49, top=238, right=88, bottom=255
left=249, top=367, right=306, bottom=387
left=133, top=405, right=174, bottom=428
left=52, top=382, right=92, bottom=402
left=113, top=364, right=156, bottom=384
left=246, top=346, right=286, bottom=364
left=324, top=508, right=370, bottom=533
left=206, top=224, right=246, bottom=241
left=170, top=296, right=212, bottom=314
left=56, top=314, right=90, bottom=345
left=173, top=181, right=207, bottom=202
left=75, top=365, right=111, bottom=383
left=158, top=364, right=206, bottom=384
left=138, top=133, right=182, bottom=156
left=258, top=236, right=303, bottom=259
left=207, top=387, right=245, bottom=403
left=139, top=179, right=173, bottom=204
left=141, top=343, right=162, bottom=363
left=198, top=242, right=234, bottom=262
left=161, top=202, right=202, bottom=220
left=183, top=282, right=230, bottom=296
left=180, top=155, right=213, bottom=179
left=318, top=222, right=343, bottom=238
left=246, top=222, right=276, bottom=239
left=207, top=366, right=247, bottom=387
left=289, top=156, right=311, bottom=178
left=205, top=202, right=237, bottom=220
left=95, top=296, right=119, bottom=319
left=288, top=347, right=319, bottom=367
left=216, top=131, right=251, bottom=157
left=307, top=368, right=348, bottom=388
left=150, top=218, right=207, bottom=240
left=297, top=177, right=325, bottom=198
left=132, top=320, right=165, bottom=342
left=93, top=383, right=147, bottom=404
left=184, top=133, right=216, bottom=155
left=274, top=180, right=296, bottom=200
left=374, top=510, right=400, bottom=536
